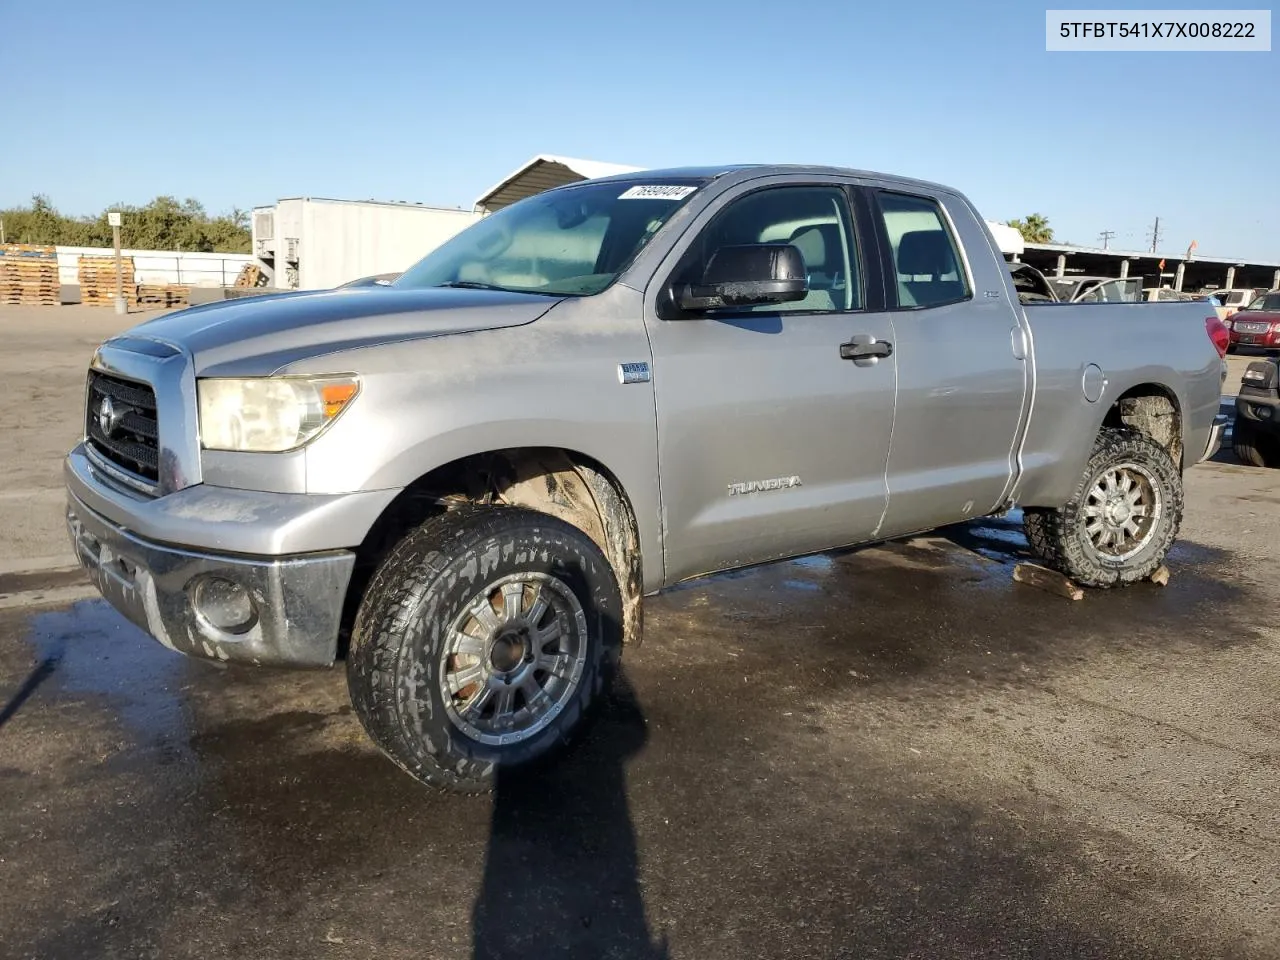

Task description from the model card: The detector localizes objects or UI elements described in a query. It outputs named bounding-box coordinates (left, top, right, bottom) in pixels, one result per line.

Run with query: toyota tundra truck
left=65, top=165, right=1230, bottom=791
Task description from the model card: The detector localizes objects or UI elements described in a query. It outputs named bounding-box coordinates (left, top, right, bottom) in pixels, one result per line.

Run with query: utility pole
left=109, top=211, right=125, bottom=316
left=1148, top=216, right=1162, bottom=254
left=1098, top=229, right=1115, bottom=250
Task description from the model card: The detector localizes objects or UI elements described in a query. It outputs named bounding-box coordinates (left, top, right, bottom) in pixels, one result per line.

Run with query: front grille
left=86, top=371, right=160, bottom=484
left=1235, top=320, right=1270, bottom=333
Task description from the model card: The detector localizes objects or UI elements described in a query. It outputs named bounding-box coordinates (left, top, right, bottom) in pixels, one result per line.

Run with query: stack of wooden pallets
left=0, top=244, right=60, bottom=306
left=78, top=255, right=138, bottom=307
left=234, top=263, right=265, bottom=287
left=137, top=283, right=191, bottom=308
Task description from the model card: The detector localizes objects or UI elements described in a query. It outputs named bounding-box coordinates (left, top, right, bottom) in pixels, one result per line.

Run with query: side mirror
left=675, top=243, right=808, bottom=312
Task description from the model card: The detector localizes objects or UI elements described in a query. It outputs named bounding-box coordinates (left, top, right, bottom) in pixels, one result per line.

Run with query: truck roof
left=575, top=164, right=962, bottom=197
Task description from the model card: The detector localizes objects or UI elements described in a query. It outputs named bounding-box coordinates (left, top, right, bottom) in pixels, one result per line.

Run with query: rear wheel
left=346, top=505, right=623, bottom=792
left=1233, top=421, right=1280, bottom=468
left=1023, top=427, right=1182, bottom=588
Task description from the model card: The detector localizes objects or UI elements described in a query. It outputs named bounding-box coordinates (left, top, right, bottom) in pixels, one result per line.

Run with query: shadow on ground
left=0, top=510, right=1272, bottom=959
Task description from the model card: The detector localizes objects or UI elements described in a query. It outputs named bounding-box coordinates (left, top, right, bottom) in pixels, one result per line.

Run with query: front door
left=642, top=180, right=898, bottom=584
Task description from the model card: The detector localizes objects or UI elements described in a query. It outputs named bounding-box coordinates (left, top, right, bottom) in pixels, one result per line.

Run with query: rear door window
left=874, top=192, right=971, bottom=309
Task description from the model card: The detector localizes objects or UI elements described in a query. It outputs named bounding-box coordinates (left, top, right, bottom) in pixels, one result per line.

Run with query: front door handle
left=840, top=335, right=893, bottom=366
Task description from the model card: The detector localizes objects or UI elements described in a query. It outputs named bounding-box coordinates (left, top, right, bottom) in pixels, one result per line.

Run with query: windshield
left=394, top=179, right=707, bottom=297
left=1244, top=293, right=1280, bottom=311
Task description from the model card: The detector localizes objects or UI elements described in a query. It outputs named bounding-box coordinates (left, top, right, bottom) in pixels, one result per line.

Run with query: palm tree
left=1007, top=214, right=1054, bottom=244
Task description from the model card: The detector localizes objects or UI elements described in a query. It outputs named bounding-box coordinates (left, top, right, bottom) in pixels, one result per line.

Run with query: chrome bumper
left=67, top=492, right=355, bottom=667
left=1202, top=413, right=1230, bottom=462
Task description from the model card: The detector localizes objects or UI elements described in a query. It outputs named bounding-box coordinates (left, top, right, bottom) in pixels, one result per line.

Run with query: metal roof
left=474, top=155, right=644, bottom=212
left=1024, top=241, right=1280, bottom=269
left=986, top=221, right=1025, bottom=256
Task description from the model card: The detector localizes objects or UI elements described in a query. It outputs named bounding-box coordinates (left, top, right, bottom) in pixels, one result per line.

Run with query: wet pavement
left=1, top=307, right=1277, bottom=958
left=2, top=459, right=1278, bottom=960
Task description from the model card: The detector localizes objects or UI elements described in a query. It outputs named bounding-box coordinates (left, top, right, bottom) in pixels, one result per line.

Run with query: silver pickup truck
left=66, top=165, right=1230, bottom=791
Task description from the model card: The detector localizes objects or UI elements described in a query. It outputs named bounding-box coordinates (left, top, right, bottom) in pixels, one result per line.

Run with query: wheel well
left=338, top=448, right=644, bottom=656
left=1102, top=385, right=1182, bottom=466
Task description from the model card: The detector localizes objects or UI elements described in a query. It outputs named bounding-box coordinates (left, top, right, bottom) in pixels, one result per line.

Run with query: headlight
left=197, top=376, right=360, bottom=452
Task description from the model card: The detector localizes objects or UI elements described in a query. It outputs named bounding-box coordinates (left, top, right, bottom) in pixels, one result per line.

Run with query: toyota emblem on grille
left=97, top=395, right=123, bottom=437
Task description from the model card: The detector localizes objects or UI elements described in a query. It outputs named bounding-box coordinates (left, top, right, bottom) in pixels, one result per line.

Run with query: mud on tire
left=1023, top=427, right=1183, bottom=588
left=346, top=505, right=623, bottom=792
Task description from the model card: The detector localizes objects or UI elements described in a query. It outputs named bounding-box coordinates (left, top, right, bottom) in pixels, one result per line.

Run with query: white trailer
left=252, top=198, right=478, bottom=291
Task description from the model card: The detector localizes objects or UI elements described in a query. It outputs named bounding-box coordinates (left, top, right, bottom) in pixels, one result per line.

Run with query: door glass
left=674, top=186, right=861, bottom=312
left=877, top=192, right=972, bottom=308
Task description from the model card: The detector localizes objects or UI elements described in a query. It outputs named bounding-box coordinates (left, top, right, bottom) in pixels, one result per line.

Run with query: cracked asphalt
left=0, top=306, right=1277, bottom=959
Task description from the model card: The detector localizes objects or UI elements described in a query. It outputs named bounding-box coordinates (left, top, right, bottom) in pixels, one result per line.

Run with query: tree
left=0, top=195, right=250, bottom=252
left=1007, top=214, right=1054, bottom=244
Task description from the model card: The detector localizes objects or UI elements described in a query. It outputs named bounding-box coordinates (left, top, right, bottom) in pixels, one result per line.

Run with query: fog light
left=192, top=577, right=256, bottom=634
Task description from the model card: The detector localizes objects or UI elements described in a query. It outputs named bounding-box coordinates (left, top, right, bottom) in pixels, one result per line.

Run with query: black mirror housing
left=674, top=243, right=808, bottom=312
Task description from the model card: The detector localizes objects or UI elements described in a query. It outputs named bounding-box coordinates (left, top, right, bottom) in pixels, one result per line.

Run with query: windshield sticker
left=618, top=185, right=697, bottom=201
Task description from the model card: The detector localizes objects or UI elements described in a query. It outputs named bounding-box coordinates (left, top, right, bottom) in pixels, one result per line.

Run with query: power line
left=1098, top=230, right=1115, bottom=250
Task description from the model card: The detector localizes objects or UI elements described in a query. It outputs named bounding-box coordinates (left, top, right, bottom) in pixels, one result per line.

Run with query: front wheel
left=1023, top=427, right=1183, bottom=588
left=346, top=505, right=623, bottom=792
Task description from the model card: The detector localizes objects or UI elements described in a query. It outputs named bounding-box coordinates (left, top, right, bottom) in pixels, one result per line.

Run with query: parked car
left=1047, top=275, right=1143, bottom=303
left=65, top=164, right=1229, bottom=792
left=1145, top=287, right=1199, bottom=302
left=1207, top=287, right=1261, bottom=320
left=1006, top=261, right=1058, bottom=302
left=1224, top=290, right=1280, bottom=353
left=1233, top=355, right=1280, bottom=467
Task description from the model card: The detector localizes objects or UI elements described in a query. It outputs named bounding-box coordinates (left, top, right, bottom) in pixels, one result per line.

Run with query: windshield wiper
left=435, top=280, right=511, bottom=292
left=432, top=280, right=564, bottom=297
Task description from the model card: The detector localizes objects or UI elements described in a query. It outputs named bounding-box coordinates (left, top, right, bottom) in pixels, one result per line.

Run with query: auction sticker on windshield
left=618, top=185, right=698, bottom=200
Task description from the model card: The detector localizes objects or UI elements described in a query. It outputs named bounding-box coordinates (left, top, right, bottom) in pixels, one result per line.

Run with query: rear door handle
left=840, top=335, right=893, bottom=366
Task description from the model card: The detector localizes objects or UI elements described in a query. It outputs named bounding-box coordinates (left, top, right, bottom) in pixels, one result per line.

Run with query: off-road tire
left=1232, top=421, right=1280, bottom=469
left=1023, top=427, right=1183, bottom=588
left=346, top=505, right=623, bottom=792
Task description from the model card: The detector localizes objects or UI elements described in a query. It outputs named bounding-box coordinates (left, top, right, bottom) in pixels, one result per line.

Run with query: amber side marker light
left=322, top=382, right=360, bottom=419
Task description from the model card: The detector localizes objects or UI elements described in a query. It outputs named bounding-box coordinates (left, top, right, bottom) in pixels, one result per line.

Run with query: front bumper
left=1235, top=394, right=1280, bottom=437
left=66, top=491, right=355, bottom=667
left=1229, top=329, right=1280, bottom=350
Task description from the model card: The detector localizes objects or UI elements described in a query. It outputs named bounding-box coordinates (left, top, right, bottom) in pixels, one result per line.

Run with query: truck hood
left=1232, top=310, right=1280, bottom=323
left=120, top=286, right=565, bottom=376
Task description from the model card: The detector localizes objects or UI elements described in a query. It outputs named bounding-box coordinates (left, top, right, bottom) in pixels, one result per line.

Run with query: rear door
left=868, top=187, right=1031, bottom=537
left=642, top=177, right=898, bottom=584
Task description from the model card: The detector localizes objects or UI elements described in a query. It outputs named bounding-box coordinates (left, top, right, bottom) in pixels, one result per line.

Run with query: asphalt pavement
left=0, top=305, right=1277, bottom=960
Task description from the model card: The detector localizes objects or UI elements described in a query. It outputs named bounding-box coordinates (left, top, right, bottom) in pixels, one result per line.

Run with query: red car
left=1227, top=291, right=1280, bottom=352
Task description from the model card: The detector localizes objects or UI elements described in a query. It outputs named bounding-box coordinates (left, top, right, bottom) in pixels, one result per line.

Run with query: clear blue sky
left=1, top=0, right=1276, bottom=260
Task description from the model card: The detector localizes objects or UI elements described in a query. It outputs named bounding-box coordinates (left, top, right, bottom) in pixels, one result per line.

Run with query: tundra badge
left=728, top=476, right=802, bottom=496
